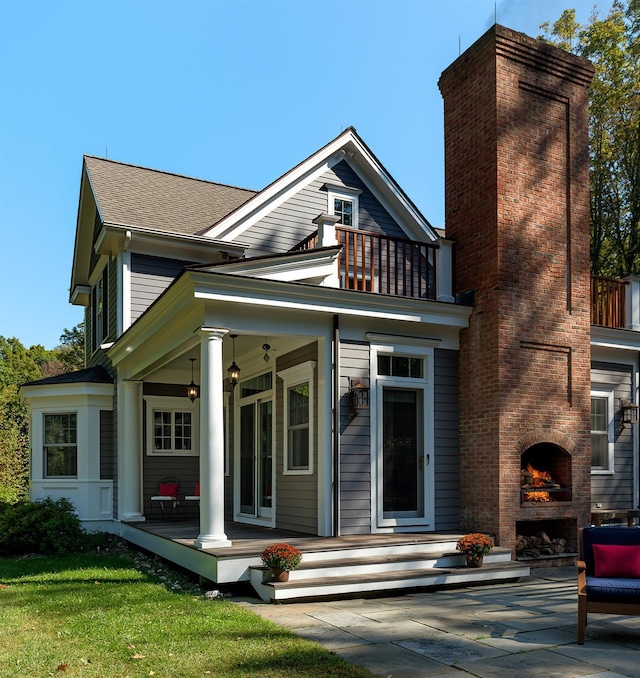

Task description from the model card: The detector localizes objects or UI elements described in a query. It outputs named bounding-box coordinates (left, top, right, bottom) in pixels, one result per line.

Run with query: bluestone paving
left=234, top=566, right=640, bottom=677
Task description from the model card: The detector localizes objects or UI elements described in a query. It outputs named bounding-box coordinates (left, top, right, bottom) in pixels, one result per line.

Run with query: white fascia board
left=20, top=382, right=114, bottom=404
left=212, top=249, right=340, bottom=282
left=101, top=222, right=247, bottom=261
left=191, top=272, right=472, bottom=327
left=591, top=325, right=640, bottom=352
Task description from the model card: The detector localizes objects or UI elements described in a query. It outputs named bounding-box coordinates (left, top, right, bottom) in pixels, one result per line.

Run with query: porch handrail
left=591, top=275, right=628, bottom=328
left=292, top=226, right=437, bottom=299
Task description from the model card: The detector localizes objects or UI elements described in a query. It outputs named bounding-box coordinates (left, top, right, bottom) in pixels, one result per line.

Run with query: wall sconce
left=349, top=378, right=369, bottom=414
left=227, top=334, right=241, bottom=388
left=620, top=399, right=639, bottom=427
left=187, top=358, right=199, bottom=402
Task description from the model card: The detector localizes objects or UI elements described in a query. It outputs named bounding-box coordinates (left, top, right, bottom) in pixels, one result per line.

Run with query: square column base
left=195, top=533, right=232, bottom=549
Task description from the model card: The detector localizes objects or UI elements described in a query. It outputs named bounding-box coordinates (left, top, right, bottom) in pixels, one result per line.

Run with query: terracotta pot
left=270, top=568, right=290, bottom=582
left=465, top=555, right=484, bottom=568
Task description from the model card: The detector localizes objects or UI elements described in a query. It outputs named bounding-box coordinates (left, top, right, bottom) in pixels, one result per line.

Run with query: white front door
left=239, top=398, right=273, bottom=520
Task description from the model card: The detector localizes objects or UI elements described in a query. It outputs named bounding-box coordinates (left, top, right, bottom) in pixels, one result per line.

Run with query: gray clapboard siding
left=591, top=362, right=635, bottom=510
left=240, top=160, right=408, bottom=257
left=140, top=382, right=199, bottom=516
left=100, top=410, right=115, bottom=480
left=433, top=348, right=460, bottom=531
left=339, top=341, right=372, bottom=535
left=130, top=254, right=188, bottom=323
left=274, top=342, right=319, bottom=534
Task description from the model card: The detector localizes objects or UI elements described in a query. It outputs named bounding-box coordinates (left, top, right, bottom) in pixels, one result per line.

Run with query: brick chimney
left=439, top=26, right=594, bottom=551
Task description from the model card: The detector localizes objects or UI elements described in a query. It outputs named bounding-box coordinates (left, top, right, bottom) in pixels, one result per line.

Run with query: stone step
left=250, top=560, right=531, bottom=602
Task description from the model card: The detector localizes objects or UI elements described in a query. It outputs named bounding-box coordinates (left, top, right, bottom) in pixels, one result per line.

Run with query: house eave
left=590, top=324, right=640, bottom=352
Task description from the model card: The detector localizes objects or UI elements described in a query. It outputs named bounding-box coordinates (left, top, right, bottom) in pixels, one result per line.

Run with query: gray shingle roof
left=22, top=366, right=114, bottom=387
left=84, top=156, right=257, bottom=237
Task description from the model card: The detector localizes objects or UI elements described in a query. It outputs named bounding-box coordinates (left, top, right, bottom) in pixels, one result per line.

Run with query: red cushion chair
left=150, top=477, right=180, bottom=520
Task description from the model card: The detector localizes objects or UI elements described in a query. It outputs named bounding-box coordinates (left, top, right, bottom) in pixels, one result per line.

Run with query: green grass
left=0, top=552, right=372, bottom=678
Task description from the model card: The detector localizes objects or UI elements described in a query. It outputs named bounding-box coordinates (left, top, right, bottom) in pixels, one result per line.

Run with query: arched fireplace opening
left=520, top=443, right=572, bottom=504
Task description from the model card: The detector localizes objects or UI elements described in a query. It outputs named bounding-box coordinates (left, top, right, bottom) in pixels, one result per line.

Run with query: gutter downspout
left=333, top=314, right=341, bottom=537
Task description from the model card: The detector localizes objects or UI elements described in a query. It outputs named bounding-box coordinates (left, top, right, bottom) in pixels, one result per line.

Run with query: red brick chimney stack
left=439, top=26, right=594, bottom=551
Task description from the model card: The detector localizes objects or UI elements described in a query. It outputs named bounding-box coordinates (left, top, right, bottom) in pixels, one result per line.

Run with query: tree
left=0, top=324, right=86, bottom=503
left=540, top=0, right=640, bottom=277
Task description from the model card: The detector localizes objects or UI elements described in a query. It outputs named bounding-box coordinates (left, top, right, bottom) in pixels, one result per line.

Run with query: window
left=278, top=361, right=315, bottom=474
left=591, top=390, right=614, bottom=473
left=378, top=355, right=424, bottom=379
left=328, top=187, right=360, bottom=230
left=145, top=397, right=199, bottom=456
left=91, top=267, right=108, bottom=351
left=44, top=413, right=77, bottom=477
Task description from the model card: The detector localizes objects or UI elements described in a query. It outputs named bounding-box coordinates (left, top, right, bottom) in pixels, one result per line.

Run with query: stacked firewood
left=516, top=531, right=568, bottom=558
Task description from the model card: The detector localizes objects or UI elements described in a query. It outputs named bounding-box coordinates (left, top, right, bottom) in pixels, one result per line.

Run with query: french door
left=239, top=398, right=273, bottom=520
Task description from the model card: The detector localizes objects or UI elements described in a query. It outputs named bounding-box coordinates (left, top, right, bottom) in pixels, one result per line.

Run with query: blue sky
left=0, top=0, right=610, bottom=350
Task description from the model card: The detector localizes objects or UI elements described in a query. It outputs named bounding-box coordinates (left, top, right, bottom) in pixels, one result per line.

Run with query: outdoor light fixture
left=262, top=340, right=271, bottom=364
left=620, top=399, right=639, bottom=427
left=227, top=334, right=240, bottom=388
left=349, top=378, right=370, bottom=415
left=187, top=358, right=199, bottom=402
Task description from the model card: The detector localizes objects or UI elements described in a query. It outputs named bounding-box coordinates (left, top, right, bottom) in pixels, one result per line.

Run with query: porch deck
left=120, top=520, right=530, bottom=602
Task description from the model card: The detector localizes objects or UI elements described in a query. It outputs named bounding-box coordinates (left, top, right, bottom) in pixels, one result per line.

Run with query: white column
left=625, top=275, right=640, bottom=331
left=118, top=379, right=144, bottom=521
left=195, top=328, right=232, bottom=549
left=436, top=238, right=455, bottom=303
left=313, top=213, right=341, bottom=288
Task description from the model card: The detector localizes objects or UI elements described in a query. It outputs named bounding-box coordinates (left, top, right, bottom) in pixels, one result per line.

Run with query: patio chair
left=183, top=482, right=200, bottom=519
left=577, top=526, right=640, bottom=644
left=150, top=477, right=180, bottom=520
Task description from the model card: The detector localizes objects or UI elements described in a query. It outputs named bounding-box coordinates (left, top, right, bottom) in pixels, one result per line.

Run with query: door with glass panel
left=238, top=375, right=273, bottom=520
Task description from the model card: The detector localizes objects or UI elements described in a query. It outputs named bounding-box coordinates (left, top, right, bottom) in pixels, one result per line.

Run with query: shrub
left=0, top=497, right=88, bottom=557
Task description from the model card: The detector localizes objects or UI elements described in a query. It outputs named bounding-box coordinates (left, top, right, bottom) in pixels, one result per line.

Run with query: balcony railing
left=293, top=226, right=437, bottom=299
left=591, top=275, right=628, bottom=328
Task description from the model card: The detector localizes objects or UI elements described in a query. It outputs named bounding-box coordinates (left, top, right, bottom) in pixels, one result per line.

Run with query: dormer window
left=327, top=186, right=361, bottom=230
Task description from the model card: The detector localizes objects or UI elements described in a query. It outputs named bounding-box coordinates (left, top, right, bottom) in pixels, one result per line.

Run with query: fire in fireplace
left=520, top=443, right=572, bottom=504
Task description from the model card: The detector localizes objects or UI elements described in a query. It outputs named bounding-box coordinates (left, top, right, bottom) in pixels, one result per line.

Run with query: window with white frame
left=328, top=187, right=360, bottom=230
left=591, top=389, right=614, bottom=473
left=44, top=412, right=78, bottom=477
left=91, top=267, right=108, bottom=351
left=278, top=361, right=315, bottom=474
left=145, top=397, right=199, bottom=456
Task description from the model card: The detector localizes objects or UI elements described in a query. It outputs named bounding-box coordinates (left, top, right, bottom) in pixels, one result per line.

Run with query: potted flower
left=260, top=542, right=303, bottom=581
left=456, top=533, right=493, bottom=568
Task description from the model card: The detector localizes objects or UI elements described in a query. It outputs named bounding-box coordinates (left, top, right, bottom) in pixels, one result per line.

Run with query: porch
left=120, top=520, right=530, bottom=603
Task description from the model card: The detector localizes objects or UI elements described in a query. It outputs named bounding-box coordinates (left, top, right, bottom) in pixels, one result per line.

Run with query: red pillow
left=593, top=544, right=640, bottom=578
left=194, top=483, right=200, bottom=496
left=158, top=483, right=179, bottom=498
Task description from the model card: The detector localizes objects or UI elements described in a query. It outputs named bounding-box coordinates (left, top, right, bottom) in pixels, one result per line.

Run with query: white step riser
left=296, top=542, right=461, bottom=563
left=263, top=552, right=512, bottom=582
left=270, top=567, right=529, bottom=601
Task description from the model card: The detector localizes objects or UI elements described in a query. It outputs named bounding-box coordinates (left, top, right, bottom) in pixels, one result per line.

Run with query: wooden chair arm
left=575, top=558, right=587, bottom=593
left=575, top=559, right=586, bottom=572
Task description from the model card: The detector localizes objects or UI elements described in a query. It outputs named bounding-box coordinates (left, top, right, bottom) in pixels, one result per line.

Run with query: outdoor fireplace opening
left=516, top=518, right=577, bottom=560
left=520, top=443, right=572, bottom=503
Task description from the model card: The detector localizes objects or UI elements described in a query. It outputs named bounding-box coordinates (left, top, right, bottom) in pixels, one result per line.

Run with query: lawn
left=0, top=549, right=372, bottom=678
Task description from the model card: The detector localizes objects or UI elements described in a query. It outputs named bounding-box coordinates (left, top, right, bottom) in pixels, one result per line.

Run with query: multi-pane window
left=378, top=355, right=424, bottom=379
left=145, top=397, right=198, bottom=456
left=153, top=410, right=192, bottom=452
left=333, top=197, right=353, bottom=227
left=288, top=383, right=310, bottom=470
left=44, top=413, right=77, bottom=477
left=278, top=361, right=315, bottom=475
left=591, top=392, right=613, bottom=472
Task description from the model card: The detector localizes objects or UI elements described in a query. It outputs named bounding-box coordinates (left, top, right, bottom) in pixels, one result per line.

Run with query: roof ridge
left=83, top=154, right=257, bottom=194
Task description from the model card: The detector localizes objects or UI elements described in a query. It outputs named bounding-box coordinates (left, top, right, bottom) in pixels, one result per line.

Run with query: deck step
left=250, top=548, right=531, bottom=602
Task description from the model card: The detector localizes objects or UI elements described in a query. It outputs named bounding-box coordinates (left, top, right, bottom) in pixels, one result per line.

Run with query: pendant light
left=227, top=334, right=240, bottom=388
left=187, top=358, right=199, bottom=402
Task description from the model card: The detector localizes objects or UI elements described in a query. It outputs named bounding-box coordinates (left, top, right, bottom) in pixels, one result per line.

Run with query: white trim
left=278, top=361, right=316, bottom=475
left=590, top=388, right=615, bottom=475
left=328, top=187, right=359, bottom=230
left=143, top=396, right=199, bottom=456
left=369, top=340, right=435, bottom=532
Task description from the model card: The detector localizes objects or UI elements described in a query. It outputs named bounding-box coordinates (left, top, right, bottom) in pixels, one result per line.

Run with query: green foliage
left=0, top=497, right=89, bottom=557
left=540, top=0, right=640, bottom=277
left=56, top=322, right=85, bottom=373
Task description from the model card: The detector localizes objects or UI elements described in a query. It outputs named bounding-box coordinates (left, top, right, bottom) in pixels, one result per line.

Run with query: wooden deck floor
left=129, top=519, right=466, bottom=559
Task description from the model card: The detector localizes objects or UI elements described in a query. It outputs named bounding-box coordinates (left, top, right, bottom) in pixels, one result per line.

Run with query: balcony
left=591, top=275, right=628, bottom=329
left=293, top=226, right=438, bottom=300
